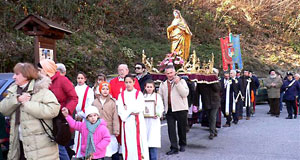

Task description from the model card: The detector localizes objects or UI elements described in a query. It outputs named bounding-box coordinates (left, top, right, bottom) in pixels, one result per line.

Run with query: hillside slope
left=0, top=0, right=299, bottom=80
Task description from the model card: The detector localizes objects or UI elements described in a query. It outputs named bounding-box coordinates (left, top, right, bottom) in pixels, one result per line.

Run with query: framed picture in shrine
left=39, top=48, right=54, bottom=61
left=144, top=100, right=156, bottom=118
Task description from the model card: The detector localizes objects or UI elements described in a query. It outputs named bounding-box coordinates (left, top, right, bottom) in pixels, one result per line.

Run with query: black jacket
left=137, top=73, right=152, bottom=91
left=194, top=82, right=221, bottom=110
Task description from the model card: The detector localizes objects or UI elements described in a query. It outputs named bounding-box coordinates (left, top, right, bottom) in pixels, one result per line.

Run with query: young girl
left=74, top=72, right=95, bottom=158
left=92, top=73, right=107, bottom=99
left=116, top=74, right=149, bottom=160
left=143, top=80, right=164, bottom=160
left=62, top=106, right=111, bottom=160
left=92, top=81, right=120, bottom=158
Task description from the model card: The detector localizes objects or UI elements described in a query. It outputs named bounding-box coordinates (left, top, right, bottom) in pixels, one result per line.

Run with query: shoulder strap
left=288, top=80, right=296, bottom=87
left=122, top=90, right=139, bottom=106
left=285, top=80, right=296, bottom=92
left=81, top=86, right=90, bottom=113
left=135, top=90, right=139, bottom=99
left=39, top=119, right=55, bottom=141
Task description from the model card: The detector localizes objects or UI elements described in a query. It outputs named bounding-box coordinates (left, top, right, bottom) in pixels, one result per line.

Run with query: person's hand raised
left=61, top=107, right=69, bottom=117
left=18, top=93, right=31, bottom=104
left=174, top=76, right=181, bottom=84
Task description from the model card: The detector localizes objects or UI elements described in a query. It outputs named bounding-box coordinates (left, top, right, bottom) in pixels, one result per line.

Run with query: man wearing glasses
left=135, top=62, right=152, bottom=91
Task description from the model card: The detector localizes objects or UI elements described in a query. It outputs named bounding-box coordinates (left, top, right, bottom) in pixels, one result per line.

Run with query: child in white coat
left=117, top=74, right=149, bottom=160
left=143, top=80, right=164, bottom=160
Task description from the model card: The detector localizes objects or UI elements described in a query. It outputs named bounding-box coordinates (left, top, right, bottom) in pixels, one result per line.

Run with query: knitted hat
left=39, top=59, right=57, bottom=77
left=99, top=81, right=111, bottom=93
left=85, top=106, right=100, bottom=118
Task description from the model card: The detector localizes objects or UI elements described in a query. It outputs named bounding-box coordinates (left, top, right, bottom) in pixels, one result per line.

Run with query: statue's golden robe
left=167, top=18, right=192, bottom=61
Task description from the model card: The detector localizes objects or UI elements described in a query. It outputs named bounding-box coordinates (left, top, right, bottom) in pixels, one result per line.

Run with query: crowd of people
left=0, top=59, right=299, bottom=160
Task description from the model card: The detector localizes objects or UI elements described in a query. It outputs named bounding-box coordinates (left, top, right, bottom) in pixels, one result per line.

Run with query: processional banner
left=230, top=34, right=243, bottom=70
left=220, top=33, right=243, bottom=71
left=220, top=36, right=233, bottom=71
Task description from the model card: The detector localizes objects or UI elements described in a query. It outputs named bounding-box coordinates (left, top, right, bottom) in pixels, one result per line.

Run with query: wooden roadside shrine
left=14, top=14, right=72, bottom=64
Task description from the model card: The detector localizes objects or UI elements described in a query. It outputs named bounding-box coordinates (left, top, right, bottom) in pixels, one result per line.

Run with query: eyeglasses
left=135, top=67, right=142, bottom=70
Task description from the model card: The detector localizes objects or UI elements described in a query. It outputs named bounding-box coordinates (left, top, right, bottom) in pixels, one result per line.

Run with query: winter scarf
left=85, top=119, right=101, bottom=159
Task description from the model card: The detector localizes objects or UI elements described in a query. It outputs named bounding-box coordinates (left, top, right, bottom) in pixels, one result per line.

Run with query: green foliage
left=289, top=41, right=300, bottom=54
left=0, top=0, right=299, bottom=81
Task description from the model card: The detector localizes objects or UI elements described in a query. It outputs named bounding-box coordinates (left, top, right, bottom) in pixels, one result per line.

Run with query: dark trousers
left=269, top=98, right=280, bottom=115
left=111, top=152, right=119, bottom=160
left=246, top=106, right=250, bottom=117
left=207, top=108, right=218, bottom=134
left=20, top=141, right=26, bottom=160
left=166, top=110, right=187, bottom=150
left=232, top=112, right=238, bottom=122
left=286, top=100, right=297, bottom=117
left=236, top=100, right=243, bottom=117
left=221, top=102, right=232, bottom=124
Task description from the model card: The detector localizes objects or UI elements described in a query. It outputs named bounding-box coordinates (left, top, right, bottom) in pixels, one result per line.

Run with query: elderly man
left=135, top=62, right=152, bottom=91
left=56, top=63, right=67, bottom=76
left=109, top=64, right=140, bottom=160
left=159, top=65, right=189, bottom=155
left=240, top=69, right=256, bottom=120
left=110, top=64, right=141, bottom=99
left=220, top=70, right=241, bottom=126
left=265, top=69, right=283, bottom=117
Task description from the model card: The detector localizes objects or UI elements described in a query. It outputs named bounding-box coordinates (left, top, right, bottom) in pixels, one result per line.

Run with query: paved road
left=158, top=104, right=300, bottom=160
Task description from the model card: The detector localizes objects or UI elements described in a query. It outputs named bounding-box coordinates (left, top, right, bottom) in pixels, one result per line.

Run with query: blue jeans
left=279, top=92, right=284, bottom=111
left=149, top=147, right=158, bottom=160
left=58, top=144, right=70, bottom=160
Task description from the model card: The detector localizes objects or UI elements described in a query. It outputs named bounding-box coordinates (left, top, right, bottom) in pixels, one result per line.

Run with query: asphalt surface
left=158, top=103, right=300, bottom=160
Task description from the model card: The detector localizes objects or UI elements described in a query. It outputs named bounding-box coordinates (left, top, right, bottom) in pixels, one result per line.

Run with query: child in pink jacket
left=62, top=106, right=111, bottom=160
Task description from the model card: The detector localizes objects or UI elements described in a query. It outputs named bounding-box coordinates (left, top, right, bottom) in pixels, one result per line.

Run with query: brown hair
left=97, top=73, right=107, bottom=81
left=124, top=74, right=136, bottom=82
left=13, top=63, right=39, bottom=80
left=77, top=71, right=87, bottom=79
left=143, top=79, right=156, bottom=94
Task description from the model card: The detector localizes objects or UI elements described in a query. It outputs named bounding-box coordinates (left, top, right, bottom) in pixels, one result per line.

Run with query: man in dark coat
left=135, top=62, right=152, bottom=91
left=230, top=70, right=242, bottom=124
left=240, top=69, right=256, bottom=120
left=236, top=69, right=241, bottom=78
left=281, top=72, right=300, bottom=119
left=195, top=75, right=221, bottom=140
left=249, top=71, right=260, bottom=116
left=220, top=70, right=240, bottom=126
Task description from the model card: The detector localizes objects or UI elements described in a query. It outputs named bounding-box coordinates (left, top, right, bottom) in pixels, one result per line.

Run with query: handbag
left=40, top=111, right=72, bottom=146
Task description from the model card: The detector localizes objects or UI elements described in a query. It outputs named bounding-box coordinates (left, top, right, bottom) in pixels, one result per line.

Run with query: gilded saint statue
left=167, top=10, right=192, bottom=61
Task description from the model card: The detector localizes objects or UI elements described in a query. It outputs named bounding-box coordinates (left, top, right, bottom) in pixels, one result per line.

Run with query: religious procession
left=0, top=1, right=300, bottom=160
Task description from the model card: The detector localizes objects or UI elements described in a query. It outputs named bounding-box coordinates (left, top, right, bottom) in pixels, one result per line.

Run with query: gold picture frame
left=144, top=100, right=156, bottom=118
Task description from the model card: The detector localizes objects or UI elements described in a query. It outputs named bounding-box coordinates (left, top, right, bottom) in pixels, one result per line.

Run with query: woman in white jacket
left=143, top=80, right=164, bottom=160
left=73, top=72, right=94, bottom=158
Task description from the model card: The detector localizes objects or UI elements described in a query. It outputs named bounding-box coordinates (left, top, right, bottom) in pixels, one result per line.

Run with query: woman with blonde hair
left=167, top=9, right=192, bottom=61
left=0, top=62, right=60, bottom=159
